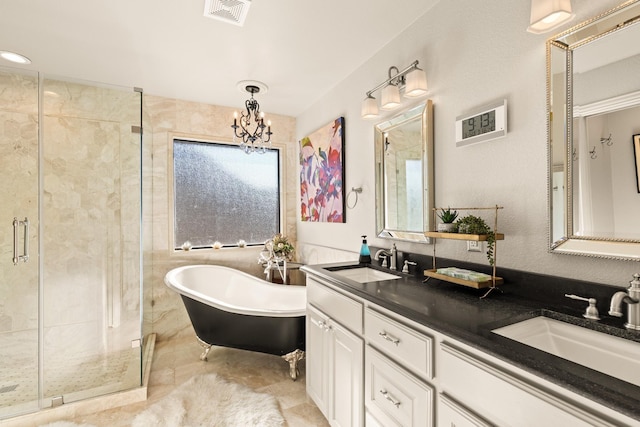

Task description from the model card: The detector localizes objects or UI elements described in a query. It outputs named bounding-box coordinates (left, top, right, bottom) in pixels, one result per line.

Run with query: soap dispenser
left=359, top=235, right=371, bottom=264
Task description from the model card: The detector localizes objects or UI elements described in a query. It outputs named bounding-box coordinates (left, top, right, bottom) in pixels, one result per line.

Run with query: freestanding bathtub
left=164, top=264, right=306, bottom=379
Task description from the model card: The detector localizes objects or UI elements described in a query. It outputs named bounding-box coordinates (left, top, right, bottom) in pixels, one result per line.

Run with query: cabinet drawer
left=438, top=393, right=493, bottom=427
left=307, top=277, right=363, bottom=334
left=365, top=346, right=434, bottom=427
left=365, top=308, right=433, bottom=379
left=440, top=342, right=618, bottom=427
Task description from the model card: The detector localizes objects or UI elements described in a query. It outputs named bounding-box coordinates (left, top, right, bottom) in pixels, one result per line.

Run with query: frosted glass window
left=173, top=139, right=281, bottom=249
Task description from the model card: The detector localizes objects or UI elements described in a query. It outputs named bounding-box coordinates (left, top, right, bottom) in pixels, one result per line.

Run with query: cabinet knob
left=318, top=320, right=331, bottom=331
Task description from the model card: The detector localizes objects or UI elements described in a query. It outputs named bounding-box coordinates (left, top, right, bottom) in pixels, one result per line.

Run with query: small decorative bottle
left=359, top=235, right=371, bottom=264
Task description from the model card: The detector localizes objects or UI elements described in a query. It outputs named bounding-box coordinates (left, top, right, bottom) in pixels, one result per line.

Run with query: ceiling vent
left=203, top=0, right=252, bottom=26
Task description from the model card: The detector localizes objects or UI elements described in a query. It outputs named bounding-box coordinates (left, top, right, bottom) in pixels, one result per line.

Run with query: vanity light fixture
left=527, top=0, right=574, bottom=34
left=231, top=80, right=273, bottom=154
left=361, top=60, right=428, bottom=119
left=381, top=76, right=401, bottom=110
left=0, top=51, right=31, bottom=65
left=361, top=94, right=379, bottom=119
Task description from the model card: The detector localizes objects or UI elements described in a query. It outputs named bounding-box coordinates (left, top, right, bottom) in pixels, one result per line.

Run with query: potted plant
left=436, top=207, right=458, bottom=232
left=456, top=214, right=496, bottom=266
left=270, top=233, right=295, bottom=261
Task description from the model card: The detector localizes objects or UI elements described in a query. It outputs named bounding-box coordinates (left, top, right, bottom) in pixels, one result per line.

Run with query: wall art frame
left=299, top=117, right=346, bottom=223
left=634, top=134, right=640, bottom=193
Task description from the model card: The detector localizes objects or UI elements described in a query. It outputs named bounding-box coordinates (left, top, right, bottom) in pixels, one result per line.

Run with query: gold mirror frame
left=375, top=100, right=434, bottom=243
left=548, top=0, right=640, bottom=261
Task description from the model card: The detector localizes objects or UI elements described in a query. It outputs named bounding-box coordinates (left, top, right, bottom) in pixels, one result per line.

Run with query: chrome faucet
left=609, top=273, right=640, bottom=331
left=374, top=244, right=397, bottom=270
left=402, top=260, right=417, bottom=274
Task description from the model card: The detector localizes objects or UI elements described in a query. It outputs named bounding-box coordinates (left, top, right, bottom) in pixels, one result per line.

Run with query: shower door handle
left=13, top=217, right=29, bottom=265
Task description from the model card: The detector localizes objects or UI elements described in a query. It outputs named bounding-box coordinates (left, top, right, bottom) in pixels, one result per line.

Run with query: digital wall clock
left=455, top=99, right=507, bottom=147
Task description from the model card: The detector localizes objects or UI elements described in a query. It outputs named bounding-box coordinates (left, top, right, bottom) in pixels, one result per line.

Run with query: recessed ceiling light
left=0, top=51, right=32, bottom=65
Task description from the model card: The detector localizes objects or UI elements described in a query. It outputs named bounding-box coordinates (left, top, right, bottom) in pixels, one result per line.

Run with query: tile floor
left=60, top=334, right=329, bottom=426
left=0, top=342, right=140, bottom=421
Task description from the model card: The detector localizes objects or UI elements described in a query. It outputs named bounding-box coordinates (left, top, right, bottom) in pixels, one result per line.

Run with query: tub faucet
left=608, top=273, right=640, bottom=331
left=374, top=244, right=397, bottom=270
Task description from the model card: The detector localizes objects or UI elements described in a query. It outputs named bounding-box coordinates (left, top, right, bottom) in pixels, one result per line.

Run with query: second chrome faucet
left=609, top=273, right=640, bottom=330
left=374, top=244, right=397, bottom=270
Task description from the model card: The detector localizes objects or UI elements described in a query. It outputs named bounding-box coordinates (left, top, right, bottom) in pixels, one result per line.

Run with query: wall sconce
left=527, top=0, right=574, bottom=34
left=361, top=60, right=428, bottom=119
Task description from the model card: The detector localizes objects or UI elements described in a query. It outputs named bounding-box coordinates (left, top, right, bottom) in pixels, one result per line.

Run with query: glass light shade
left=361, top=96, right=379, bottom=119
left=0, top=51, right=31, bottom=64
left=381, top=84, right=401, bottom=110
left=527, top=0, right=574, bottom=34
left=404, top=68, right=428, bottom=98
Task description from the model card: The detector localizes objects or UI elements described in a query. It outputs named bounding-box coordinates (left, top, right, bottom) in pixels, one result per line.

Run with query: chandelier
left=232, top=82, right=273, bottom=154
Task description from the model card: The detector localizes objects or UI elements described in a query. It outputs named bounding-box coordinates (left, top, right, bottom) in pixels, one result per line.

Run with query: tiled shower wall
left=0, top=71, right=39, bottom=336
left=41, top=79, right=142, bottom=358
left=0, top=71, right=142, bottom=363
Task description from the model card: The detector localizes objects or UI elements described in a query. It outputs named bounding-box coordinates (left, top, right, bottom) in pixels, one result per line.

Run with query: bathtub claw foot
left=283, top=349, right=305, bottom=381
left=197, top=337, right=213, bottom=361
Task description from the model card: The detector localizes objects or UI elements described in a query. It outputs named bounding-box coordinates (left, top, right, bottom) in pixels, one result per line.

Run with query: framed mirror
left=548, top=0, right=640, bottom=261
left=375, top=100, right=434, bottom=243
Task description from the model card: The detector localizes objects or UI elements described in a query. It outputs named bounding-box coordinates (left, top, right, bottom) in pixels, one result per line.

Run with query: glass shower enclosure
left=0, top=66, right=144, bottom=419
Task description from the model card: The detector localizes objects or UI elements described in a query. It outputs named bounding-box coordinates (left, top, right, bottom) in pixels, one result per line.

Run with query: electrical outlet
left=467, top=240, right=482, bottom=252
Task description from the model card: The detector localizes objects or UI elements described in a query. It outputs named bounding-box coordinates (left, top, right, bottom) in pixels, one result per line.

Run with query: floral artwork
left=299, top=117, right=345, bottom=222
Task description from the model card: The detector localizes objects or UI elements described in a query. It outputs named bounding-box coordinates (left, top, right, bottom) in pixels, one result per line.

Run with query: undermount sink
left=493, top=316, right=640, bottom=387
left=331, top=267, right=401, bottom=283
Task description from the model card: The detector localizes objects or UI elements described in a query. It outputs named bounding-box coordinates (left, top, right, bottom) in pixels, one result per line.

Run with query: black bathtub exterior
left=181, top=295, right=306, bottom=356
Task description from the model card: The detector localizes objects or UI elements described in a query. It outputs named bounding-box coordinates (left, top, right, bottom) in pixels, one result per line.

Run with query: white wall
left=296, top=0, right=639, bottom=287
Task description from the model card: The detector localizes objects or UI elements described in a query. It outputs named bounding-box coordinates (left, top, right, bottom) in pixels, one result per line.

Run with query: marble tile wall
left=0, top=70, right=40, bottom=412
left=41, top=78, right=142, bottom=358
left=0, top=70, right=39, bottom=335
left=144, top=95, right=298, bottom=341
left=297, top=242, right=357, bottom=266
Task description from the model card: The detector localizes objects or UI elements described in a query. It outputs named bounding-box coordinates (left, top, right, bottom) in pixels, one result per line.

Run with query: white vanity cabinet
left=305, top=270, right=640, bottom=427
left=306, top=277, right=364, bottom=427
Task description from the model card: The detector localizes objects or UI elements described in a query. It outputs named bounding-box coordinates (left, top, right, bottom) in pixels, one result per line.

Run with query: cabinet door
left=365, top=347, right=434, bottom=427
left=329, top=321, right=363, bottom=427
left=306, top=304, right=330, bottom=417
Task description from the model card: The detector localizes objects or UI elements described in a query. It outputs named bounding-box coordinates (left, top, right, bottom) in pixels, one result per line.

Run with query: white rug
left=40, top=423, right=95, bottom=427
left=132, top=373, right=285, bottom=427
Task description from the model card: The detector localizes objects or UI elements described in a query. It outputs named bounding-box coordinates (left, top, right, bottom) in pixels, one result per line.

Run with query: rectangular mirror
left=548, top=0, right=640, bottom=261
left=375, top=100, right=434, bottom=243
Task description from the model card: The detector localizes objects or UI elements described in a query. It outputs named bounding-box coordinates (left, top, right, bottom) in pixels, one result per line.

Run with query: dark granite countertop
left=301, top=262, right=640, bottom=422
